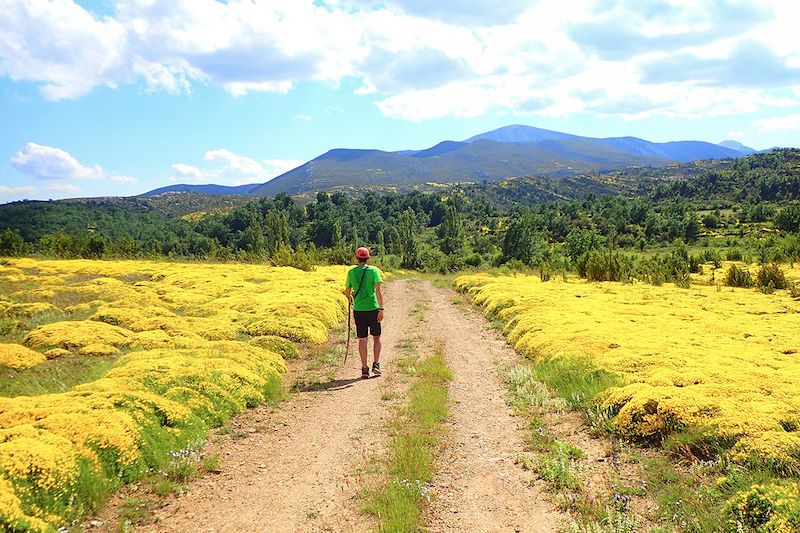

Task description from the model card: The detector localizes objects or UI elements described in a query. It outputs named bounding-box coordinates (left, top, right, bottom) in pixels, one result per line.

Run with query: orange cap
left=356, top=247, right=370, bottom=259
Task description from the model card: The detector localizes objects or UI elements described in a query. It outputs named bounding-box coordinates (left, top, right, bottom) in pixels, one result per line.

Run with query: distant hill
left=250, top=125, right=747, bottom=196
left=141, top=183, right=259, bottom=196
left=718, top=140, right=757, bottom=154
left=147, top=124, right=757, bottom=198
left=464, top=124, right=576, bottom=143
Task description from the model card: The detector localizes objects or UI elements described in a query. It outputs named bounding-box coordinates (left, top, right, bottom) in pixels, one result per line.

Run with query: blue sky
left=1, top=0, right=799, bottom=202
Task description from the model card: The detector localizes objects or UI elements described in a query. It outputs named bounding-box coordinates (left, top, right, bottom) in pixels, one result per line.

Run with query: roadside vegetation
left=0, top=258, right=347, bottom=531
left=364, top=346, right=453, bottom=532
left=456, top=270, right=800, bottom=532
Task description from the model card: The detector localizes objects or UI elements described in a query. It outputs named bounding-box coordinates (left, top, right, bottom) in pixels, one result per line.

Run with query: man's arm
left=376, top=283, right=384, bottom=322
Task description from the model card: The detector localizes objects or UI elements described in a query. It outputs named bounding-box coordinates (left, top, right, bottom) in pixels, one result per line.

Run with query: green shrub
left=725, top=264, right=753, bottom=288
left=756, top=263, right=788, bottom=291
left=702, top=249, right=722, bottom=268
left=688, top=255, right=703, bottom=274
left=464, top=253, right=482, bottom=267
left=789, top=282, right=800, bottom=299
left=726, top=249, right=744, bottom=261
left=585, top=249, right=633, bottom=282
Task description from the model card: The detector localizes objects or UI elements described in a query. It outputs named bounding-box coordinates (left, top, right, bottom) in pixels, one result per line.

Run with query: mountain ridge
left=144, top=124, right=758, bottom=197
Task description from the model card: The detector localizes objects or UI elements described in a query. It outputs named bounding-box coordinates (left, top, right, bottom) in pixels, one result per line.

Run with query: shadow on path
left=291, top=375, right=379, bottom=393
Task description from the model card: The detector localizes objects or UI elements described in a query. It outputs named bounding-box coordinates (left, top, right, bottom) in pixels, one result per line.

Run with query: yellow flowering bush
left=78, top=344, right=119, bottom=357
left=0, top=302, right=59, bottom=318
left=25, top=321, right=131, bottom=350
left=43, top=348, right=70, bottom=359
left=0, top=258, right=348, bottom=530
left=455, top=272, right=800, bottom=470
left=723, top=482, right=800, bottom=532
left=249, top=335, right=300, bottom=359
left=0, top=344, right=46, bottom=369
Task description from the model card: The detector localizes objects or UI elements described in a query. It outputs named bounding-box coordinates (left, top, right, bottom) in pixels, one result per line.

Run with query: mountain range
left=143, top=125, right=757, bottom=198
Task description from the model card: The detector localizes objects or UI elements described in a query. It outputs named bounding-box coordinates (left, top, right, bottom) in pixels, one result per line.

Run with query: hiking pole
left=344, top=297, right=352, bottom=365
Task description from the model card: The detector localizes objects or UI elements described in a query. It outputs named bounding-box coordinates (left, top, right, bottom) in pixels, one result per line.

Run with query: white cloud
left=0, top=185, right=36, bottom=197
left=110, top=175, right=139, bottom=184
left=10, top=143, right=139, bottom=186
left=170, top=149, right=303, bottom=184
left=46, top=182, right=81, bottom=193
left=0, top=0, right=798, bottom=123
left=753, top=114, right=800, bottom=132
left=11, top=143, right=104, bottom=180
left=0, top=0, right=127, bottom=100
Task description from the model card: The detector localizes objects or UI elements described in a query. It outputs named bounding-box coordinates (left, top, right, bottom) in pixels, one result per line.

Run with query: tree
left=375, top=230, right=386, bottom=256
left=502, top=213, right=549, bottom=266
left=386, top=227, right=401, bottom=255
left=264, top=210, right=290, bottom=255
left=438, top=204, right=464, bottom=255
left=776, top=203, right=800, bottom=233
left=242, top=215, right=266, bottom=258
left=0, top=228, right=26, bottom=256
left=331, top=219, right=344, bottom=247
left=397, top=208, right=419, bottom=268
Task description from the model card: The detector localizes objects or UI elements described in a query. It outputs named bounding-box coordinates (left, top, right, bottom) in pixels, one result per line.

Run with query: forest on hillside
left=1, top=149, right=799, bottom=284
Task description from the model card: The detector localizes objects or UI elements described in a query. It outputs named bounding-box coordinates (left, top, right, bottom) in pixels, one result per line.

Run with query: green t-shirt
left=346, top=265, right=383, bottom=311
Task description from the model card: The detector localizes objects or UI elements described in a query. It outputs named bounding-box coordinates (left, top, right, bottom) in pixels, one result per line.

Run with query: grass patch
left=0, top=309, right=67, bottom=344
left=409, top=300, right=430, bottom=323
left=0, top=355, right=117, bottom=396
left=202, top=454, right=222, bottom=473
left=117, top=496, right=154, bottom=529
left=364, top=348, right=452, bottom=532
left=526, top=356, right=621, bottom=410
left=639, top=456, right=790, bottom=533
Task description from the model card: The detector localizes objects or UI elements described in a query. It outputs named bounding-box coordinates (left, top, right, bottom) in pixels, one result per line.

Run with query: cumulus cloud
left=0, top=0, right=127, bottom=100
left=589, top=94, right=676, bottom=116
left=117, top=0, right=364, bottom=96
left=110, top=175, right=139, bottom=184
left=753, top=114, right=800, bottom=132
left=0, top=0, right=798, bottom=123
left=0, top=185, right=37, bottom=197
left=641, top=41, right=800, bottom=88
left=170, top=149, right=303, bottom=185
left=45, top=183, right=81, bottom=193
left=10, top=143, right=138, bottom=185
left=569, top=0, right=774, bottom=61
left=360, top=48, right=474, bottom=92
left=343, top=0, right=533, bottom=26
left=11, top=143, right=104, bottom=180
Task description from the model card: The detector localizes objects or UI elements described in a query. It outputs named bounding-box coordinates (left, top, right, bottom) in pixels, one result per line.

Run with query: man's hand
left=378, top=309, right=384, bottom=322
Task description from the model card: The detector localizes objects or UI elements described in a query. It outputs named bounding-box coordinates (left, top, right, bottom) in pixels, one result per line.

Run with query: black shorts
left=354, top=310, right=381, bottom=338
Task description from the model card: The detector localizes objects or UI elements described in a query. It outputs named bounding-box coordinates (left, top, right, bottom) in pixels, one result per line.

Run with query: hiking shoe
left=361, top=366, right=370, bottom=379
left=371, top=362, right=381, bottom=376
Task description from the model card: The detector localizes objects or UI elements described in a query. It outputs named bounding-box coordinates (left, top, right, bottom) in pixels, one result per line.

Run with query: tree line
left=1, top=150, right=799, bottom=278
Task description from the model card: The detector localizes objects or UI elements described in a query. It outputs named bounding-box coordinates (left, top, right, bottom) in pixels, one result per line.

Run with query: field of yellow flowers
left=0, top=258, right=348, bottom=532
left=457, top=266, right=800, bottom=528
left=456, top=266, right=800, bottom=462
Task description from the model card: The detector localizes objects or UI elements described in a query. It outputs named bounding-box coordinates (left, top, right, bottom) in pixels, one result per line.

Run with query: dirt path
left=424, top=283, right=563, bottom=532
left=100, top=279, right=565, bottom=532
left=135, top=280, right=417, bottom=533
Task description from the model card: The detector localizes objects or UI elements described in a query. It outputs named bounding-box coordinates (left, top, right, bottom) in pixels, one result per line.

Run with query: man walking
left=344, top=247, right=384, bottom=378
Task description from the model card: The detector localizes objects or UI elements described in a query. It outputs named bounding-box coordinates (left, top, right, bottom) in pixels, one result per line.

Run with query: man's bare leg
left=359, top=337, right=368, bottom=369
left=372, top=335, right=381, bottom=365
